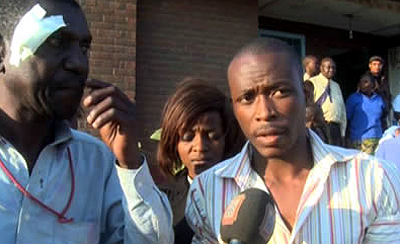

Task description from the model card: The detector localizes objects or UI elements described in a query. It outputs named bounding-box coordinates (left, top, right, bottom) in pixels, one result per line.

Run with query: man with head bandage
left=0, top=1, right=173, bottom=244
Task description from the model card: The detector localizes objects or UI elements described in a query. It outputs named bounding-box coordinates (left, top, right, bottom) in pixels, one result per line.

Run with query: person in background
left=157, top=77, right=245, bottom=244
left=345, top=74, right=386, bottom=154
left=302, top=55, right=319, bottom=81
left=0, top=0, right=173, bottom=243
left=304, top=80, right=328, bottom=143
left=379, top=93, right=400, bottom=145
left=303, top=79, right=315, bottom=105
left=185, top=38, right=400, bottom=244
left=309, top=57, right=347, bottom=146
left=376, top=127, right=400, bottom=169
left=366, top=56, right=391, bottom=130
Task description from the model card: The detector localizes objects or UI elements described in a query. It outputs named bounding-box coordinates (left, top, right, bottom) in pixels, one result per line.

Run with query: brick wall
left=74, top=0, right=257, bottom=181
left=77, top=0, right=137, bottom=132
left=135, top=0, right=258, bottom=178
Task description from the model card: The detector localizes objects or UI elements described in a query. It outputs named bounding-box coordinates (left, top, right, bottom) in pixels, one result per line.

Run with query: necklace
left=0, top=147, right=75, bottom=223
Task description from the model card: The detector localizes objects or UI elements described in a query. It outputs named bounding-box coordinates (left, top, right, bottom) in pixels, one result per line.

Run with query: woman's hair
left=157, top=77, right=245, bottom=178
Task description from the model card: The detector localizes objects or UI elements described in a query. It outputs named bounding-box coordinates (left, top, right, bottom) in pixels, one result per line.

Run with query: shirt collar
left=187, top=175, right=193, bottom=185
left=214, top=141, right=252, bottom=189
left=214, top=130, right=355, bottom=186
left=0, top=119, right=73, bottom=147
left=315, top=73, right=331, bottom=87
left=50, top=120, right=74, bottom=146
left=358, top=91, right=378, bottom=98
left=307, top=130, right=353, bottom=177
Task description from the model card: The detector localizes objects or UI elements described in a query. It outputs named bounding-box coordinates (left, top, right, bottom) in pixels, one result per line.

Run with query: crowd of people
left=302, top=53, right=400, bottom=162
left=1, top=0, right=400, bottom=244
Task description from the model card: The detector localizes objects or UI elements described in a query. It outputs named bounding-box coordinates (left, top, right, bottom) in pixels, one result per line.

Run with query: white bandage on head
left=9, top=3, right=66, bottom=66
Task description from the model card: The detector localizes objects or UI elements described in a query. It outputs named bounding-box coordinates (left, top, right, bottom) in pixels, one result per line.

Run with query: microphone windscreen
left=220, top=188, right=275, bottom=244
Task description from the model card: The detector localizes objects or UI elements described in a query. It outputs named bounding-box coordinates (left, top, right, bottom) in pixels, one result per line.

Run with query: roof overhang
left=258, top=0, right=400, bottom=37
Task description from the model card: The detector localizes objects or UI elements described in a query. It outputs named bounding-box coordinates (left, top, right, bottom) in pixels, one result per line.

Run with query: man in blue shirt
left=346, top=74, right=386, bottom=154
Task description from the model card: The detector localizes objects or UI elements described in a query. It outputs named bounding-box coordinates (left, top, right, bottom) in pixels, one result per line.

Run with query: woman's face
left=177, top=111, right=225, bottom=179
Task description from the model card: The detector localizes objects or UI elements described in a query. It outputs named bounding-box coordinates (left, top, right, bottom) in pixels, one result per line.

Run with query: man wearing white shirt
left=185, top=38, right=400, bottom=244
left=309, top=57, right=347, bottom=146
left=0, top=0, right=173, bottom=243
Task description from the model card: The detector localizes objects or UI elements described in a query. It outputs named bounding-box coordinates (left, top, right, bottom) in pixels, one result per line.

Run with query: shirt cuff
left=116, top=157, right=156, bottom=201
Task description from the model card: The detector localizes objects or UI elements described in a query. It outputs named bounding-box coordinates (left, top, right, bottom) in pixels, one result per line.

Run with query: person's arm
left=83, top=79, right=174, bottom=244
left=345, top=95, right=355, bottom=145
left=185, top=177, right=220, bottom=244
left=380, top=96, right=388, bottom=131
left=337, top=85, right=347, bottom=138
left=116, top=157, right=174, bottom=244
left=363, top=159, right=400, bottom=243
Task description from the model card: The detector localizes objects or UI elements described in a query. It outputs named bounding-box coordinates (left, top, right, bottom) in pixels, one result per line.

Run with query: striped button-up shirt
left=185, top=130, right=400, bottom=244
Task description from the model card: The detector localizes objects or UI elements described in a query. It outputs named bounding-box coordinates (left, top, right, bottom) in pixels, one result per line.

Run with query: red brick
left=78, top=0, right=257, bottom=181
left=135, top=0, right=257, bottom=170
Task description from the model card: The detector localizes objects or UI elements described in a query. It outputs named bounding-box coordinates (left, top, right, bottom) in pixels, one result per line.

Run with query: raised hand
left=83, top=79, right=142, bottom=169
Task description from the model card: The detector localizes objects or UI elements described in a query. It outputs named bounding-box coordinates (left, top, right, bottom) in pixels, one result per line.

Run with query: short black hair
left=320, top=57, right=335, bottom=66
left=302, top=55, right=317, bottom=69
left=230, top=38, right=303, bottom=83
left=0, top=0, right=81, bottom=43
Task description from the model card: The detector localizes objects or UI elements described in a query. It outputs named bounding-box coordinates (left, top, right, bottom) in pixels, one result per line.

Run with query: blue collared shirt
left=0, top=121, right=173, bottom=244
left=346, top=92, right=386, bottom=140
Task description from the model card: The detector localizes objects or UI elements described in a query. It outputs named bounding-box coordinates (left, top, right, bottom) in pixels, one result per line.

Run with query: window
left=258, top=29, right=306, bottom=59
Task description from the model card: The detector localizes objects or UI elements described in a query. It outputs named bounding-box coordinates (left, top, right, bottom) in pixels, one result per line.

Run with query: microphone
left=220, top=188, right=276, bottom=244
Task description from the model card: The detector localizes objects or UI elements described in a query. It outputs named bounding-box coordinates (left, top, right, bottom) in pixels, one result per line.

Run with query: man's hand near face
left=83, top=79, right=142, bottom=169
